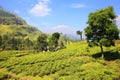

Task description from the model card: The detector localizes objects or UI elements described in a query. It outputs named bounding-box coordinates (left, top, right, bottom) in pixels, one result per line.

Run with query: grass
left=0, top=41, right=120, bottom=80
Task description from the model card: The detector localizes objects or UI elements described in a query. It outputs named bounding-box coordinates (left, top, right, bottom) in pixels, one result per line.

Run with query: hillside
left=0, top=41, right=120, bottom=80
left=0, top=7, right=42, bottom=40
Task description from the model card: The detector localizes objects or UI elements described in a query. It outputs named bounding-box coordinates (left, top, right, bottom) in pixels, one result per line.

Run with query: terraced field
left=0, top=41, right=120, bottom=80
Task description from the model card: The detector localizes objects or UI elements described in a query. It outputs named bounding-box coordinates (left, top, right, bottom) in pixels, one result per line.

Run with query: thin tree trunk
left=80, top=35, right=82, bottom=40
left=100, top=43, right=104, bottom=58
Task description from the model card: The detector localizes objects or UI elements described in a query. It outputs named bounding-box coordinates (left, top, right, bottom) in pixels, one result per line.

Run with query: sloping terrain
left=0, top=7, right=42, bottom=40
left=0, top=41, right=120, bottom=80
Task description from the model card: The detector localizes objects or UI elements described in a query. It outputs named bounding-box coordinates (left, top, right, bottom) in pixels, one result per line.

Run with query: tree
left=49, top=32, right=60, bottom=51
left=36, top=34, right=48, bottom=52
left=24, top=38, right=33, bottom=50
left=51, top=32, right=60, bottom=47
left=84, top=6, right=119, bottom=58
left=76, top=30, right=82, bottom=40
left=11, top=37, right=18, bottom=50
left=52, top=32, right=60, bottom=40
left=2, top=34, right=9, bottom=50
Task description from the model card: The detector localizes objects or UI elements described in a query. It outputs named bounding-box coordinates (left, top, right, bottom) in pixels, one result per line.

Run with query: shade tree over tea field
left=84, top=6, right=119, bottom=58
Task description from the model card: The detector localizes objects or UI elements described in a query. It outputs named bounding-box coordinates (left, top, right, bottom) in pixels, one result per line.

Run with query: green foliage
left=0, top=8, right=65, bottom=52
left=100, top=38, right=115, bottom=47
left=85, top=6, right=119, bottom=42
left=0, top=68, right=20, bottom=80
left=0, top=34, right=34, bottom=50
left=76, top=30, right=82, bottom=40
left=35, top=34, right=48, bottom=52
left=0, top=24, right=41, bottom=41
left=24, top=38, right=34, bottom=50
left=0, top=8, right=43, bottom=50
left=58, top=41, right=66, bottom=49
left=0, top=69, right=9, bottom=79
left=52, top=32, right=60, bottom=40
left=84, top=6, right=119, bottom=58
left=0, top=42, right=120, bottom=79
left=0, top=7, right=42, bottom=41
left=49, top=32, right=61, bottom=51
left=0, top=32, right=65, bottom=51
left=0, top=68, right=22, bottom=80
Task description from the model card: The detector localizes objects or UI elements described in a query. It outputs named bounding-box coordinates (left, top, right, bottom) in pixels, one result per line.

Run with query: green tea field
left=0, top=41, right=120, bottom=80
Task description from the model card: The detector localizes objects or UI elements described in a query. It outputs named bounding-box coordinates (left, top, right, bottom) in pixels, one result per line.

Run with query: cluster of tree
left=0, top=32, right=65, bottom=52
left=0, top=34, right=33, bottom=50
left=35, top=32, right=66, bottom=52
left=84, top=6, right=119, bottom=58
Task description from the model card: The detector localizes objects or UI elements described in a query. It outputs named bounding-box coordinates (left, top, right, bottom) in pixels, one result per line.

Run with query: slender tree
left=84, top=6, right=119, bottom=58
left=76, top=30, right=82, bottom=40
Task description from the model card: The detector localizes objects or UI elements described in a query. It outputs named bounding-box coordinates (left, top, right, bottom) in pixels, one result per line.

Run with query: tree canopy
left=49, top=32, right=60, bottom=51
left=84, top=6, right=119, bottom=58
left=76, top=30, right=82, bottom=40
left=36, top=34, right=48, bottom=52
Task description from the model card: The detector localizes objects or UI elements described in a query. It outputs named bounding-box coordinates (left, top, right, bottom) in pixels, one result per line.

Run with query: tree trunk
left=80, top=35, right=82, bottom=40
left=100, top=43, right=104, bottom=58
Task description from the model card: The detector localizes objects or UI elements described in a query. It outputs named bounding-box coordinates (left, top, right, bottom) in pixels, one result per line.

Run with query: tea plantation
left=0, top=41, right=120, bottom=80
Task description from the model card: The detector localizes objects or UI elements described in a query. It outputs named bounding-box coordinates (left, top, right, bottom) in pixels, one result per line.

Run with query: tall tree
left=51, top=32, right=60, bottom=47
left=49, top=32, right=60, bottom=51
left=76, top=30, right=82, bottom=40
left=84, top=6, right=119, bottom=58
left=24, top=38, right=33, bottom=50
left=11, top=37, right=18, bottom=50
left=36, top=34, right=48, bottom=52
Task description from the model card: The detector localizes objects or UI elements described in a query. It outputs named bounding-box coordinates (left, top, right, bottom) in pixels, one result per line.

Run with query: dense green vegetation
left=0, top=41, right=120, bottom=80
left=0, top=34, right=34, bottom=50
left=0, top=7, right=42, bottom=40
left=0, top=32, right=65, bottom=51
left=85, top=6, right=119, bottom=58
left=0, top=8, right=70, bottom=52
